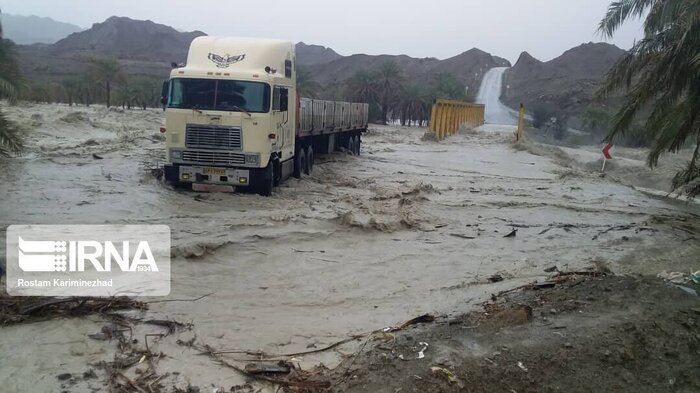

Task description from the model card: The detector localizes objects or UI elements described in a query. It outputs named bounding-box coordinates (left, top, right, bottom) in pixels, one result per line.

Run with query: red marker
left=602, top=143, right=613, bottom=160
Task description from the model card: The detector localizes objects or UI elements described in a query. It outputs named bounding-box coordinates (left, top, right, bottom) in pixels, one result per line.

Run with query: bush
left=532, top=105, right=554, bottom=129
left=551, top=115, right=568, bottom=141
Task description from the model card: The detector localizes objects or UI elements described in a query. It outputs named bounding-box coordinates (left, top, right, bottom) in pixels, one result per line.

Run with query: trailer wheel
left=347, top=137, right=355, bottom=156
left=258, top=162, right=274, bottom=196
left=354, top=135, right=361, bottom=156
left=294, top=147, right=306, bottom=179
left=305, top=146, right=314, bottom=175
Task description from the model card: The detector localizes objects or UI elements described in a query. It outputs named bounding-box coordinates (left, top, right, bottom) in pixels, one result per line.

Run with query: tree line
left=297, top=61, right=468, bottom=126
left=20, top=56, right=162, bottom=109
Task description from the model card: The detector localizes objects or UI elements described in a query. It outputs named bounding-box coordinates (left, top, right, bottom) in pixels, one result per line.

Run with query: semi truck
left=161, top=36, right=369, bottom=195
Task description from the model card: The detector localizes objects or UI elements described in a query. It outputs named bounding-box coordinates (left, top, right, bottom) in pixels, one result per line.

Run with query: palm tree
left=378, top=61, right=403, bottom=124
left=398, top=84, right=429, bottom=126
left=598, top=0, right=700, bottom=198
left=62, top=77, right=81, bottom=106
left=0, top=27, right=25, bottom=156
left=88, top=56, right=123, bottom=108
left=0, top=40, right=22, bottom=102
left=296, top=67, right=321, bottom=98
left=345, top=70, right=379, bottom=104
left=429, top=72, right=466, bottom=101
left=132, top=77, right=160, bottom=109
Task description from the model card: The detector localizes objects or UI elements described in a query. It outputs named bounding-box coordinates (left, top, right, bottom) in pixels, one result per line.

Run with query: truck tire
left=258, top=162, right=274, bottom=196
left=293, top=147, right=306, bottom=179
left=305, top=146, right=314, bottom=175
left=354, top=135, right=361, bottom=156
left=347, top=137, right=355, bottom=156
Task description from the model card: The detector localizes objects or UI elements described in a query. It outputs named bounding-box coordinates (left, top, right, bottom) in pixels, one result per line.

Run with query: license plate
left=204, top=168, right=226, bottom=175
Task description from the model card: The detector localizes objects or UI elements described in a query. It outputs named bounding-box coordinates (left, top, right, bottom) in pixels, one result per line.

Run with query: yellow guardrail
left=429, top=99, right=485, bottom=140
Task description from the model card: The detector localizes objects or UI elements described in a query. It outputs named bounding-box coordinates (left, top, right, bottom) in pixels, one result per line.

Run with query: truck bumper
left=164, top=163, right=267, bottom=189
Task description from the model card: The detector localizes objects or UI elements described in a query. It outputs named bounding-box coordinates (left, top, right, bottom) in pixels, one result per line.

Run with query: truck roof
left=174, top=36, right=295, bottom=82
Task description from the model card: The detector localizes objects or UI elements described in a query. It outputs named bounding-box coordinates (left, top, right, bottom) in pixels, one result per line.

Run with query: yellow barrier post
left=516, top=103, right=525, bottom=142
left=439, top=103, right=448, bottom=140
left=455, top=103, right=460, bottom=133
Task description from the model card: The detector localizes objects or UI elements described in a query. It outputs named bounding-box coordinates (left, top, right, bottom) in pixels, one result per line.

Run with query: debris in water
left=417, top=342, right=429, bottom=359
left=657, top=271, right=687, bottom=284
left=0, top=294, right=146, bottom=325
left=450, top=233, right=476, bottom=240
left=244, top=362, right=292, bottom=374
left=675, top=285, right=698, bottom=297
left=691, top=271, right=700, bottom=284
left=92, top=153, right=104, bottom=160
left=488, top=274, right=504, bottom=283
left=544, top=266, right=559, bottom=273
left=504, top=228, right=518, bottom=238
left=430, top=366, right=463, bottom=387
left=56, top=373, right=72, bottom=381
left=533, top=281, right=556, bottom=289
left=517, top=361, right=528, bottom=372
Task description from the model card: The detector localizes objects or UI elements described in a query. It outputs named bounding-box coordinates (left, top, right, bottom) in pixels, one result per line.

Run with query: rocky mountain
left=502, top=42, right=627, bottom=119
left=306, top=48, right=511, bottom=100
left=15, top=16, right=206, bottom=78
left=15, top=15, right=511, bottom=103
left=295, top=42, right=342, bottom=65
left=51, top=16, right=206, bottom=61
left=1, top=13, right=82, bottom=44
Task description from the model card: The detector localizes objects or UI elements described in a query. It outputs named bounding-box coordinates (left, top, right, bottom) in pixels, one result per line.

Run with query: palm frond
left=0, top=109, right=24, bottom=157
left=598, top=0, right=657, bottom=38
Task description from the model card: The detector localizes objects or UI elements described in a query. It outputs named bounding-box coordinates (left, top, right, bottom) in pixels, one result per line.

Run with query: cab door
left=272, top=86, right=292, bottom=158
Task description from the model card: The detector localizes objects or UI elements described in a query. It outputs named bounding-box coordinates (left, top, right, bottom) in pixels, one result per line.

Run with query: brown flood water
left=0, top=104, right=698, bottom=392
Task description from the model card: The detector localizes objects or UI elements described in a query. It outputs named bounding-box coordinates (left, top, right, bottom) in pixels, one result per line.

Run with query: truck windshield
left=168, top=78, right=271, bottom=113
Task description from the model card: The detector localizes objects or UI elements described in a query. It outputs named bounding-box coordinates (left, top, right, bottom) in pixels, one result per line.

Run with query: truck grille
left=185, top=124, right=242, bottom=150
left=181, top=150, right=245, bottom=166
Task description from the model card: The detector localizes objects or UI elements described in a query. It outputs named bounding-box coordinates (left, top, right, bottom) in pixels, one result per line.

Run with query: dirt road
left=0, top=104, right=698, bottom=392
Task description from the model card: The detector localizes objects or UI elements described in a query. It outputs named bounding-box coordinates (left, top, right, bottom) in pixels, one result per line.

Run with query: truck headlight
left=171, top=150, right=182, bottom=160
left=245, top=154, right=260, bottom=165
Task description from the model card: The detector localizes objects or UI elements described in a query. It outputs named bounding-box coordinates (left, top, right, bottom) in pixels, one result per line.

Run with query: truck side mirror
left=160, top=81, right=169, bottom=107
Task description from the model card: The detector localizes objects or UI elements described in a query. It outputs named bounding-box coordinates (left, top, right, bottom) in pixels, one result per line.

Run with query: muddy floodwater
left=1, top=104, right=699, bottom=392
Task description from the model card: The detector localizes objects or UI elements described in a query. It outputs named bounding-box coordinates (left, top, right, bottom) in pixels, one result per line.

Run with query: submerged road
left=476, top=67, right=517, bottom=126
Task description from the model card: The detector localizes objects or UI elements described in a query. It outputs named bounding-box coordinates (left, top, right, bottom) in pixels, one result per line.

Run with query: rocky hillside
left=13, top=15, right=511, bottom=103
left=15, top=16, right=206, bottom=78
left=50, top=16, right=206, bottom=61
left=306, top=48, right=511, bottom=100
left=502, top=42, right=626, bottom=118
left=295, top=42, right=342, bottom=65
left=1, top=13, right=82, bottom=44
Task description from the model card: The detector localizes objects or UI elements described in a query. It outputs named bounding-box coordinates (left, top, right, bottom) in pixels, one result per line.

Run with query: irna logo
left=18, top=237, right=159, bottom=273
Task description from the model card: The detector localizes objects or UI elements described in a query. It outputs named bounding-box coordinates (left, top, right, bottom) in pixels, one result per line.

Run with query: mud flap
left=163, top=164, right=179, bottom=183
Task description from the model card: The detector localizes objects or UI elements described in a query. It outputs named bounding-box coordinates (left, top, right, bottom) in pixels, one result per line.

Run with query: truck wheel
left=258, top=162, right=274, bottom=196
left=294, top=147, right=306, bottom=179
left=305, top=146, right=314, bottom=175
left=354, top=135, right=361, bottom=156
left=347, top=137, right=355, bottom=156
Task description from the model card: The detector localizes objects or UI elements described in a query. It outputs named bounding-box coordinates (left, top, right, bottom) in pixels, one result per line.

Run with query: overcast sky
left=1, top=0, right=644, bottom=63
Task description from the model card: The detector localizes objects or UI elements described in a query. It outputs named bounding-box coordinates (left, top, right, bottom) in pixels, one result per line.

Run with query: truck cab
left=163, top=36, right=296, bottom=195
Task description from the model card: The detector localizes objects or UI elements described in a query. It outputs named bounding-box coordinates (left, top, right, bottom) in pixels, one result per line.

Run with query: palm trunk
left=105, top=81, right=111, bottom=108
